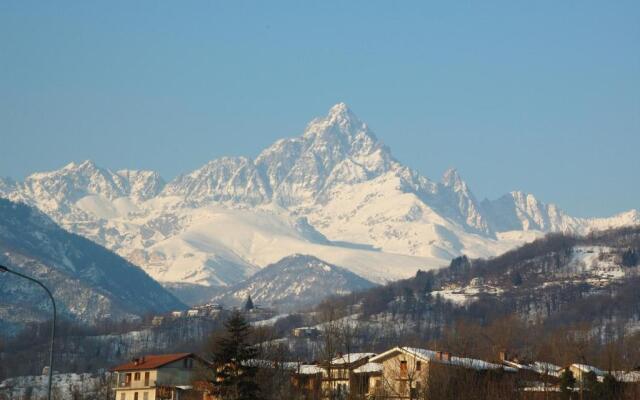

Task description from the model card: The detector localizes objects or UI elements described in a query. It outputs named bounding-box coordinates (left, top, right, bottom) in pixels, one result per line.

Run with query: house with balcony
left=111, top=353, right=211, bottom=400
left=366, top=347, right=517, bottom=399
left=320, top=353, right=376, bottom=399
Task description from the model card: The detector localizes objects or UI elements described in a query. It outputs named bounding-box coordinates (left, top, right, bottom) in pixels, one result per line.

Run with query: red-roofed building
left=111, top=353, right=211, bottom=400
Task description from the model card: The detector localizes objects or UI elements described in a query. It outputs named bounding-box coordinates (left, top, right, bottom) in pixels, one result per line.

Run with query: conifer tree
left=244, top=294, right=254, bottom=311
left=559, top=369, right=576, bottom=400
left=211, top=310, right=260, bottom=400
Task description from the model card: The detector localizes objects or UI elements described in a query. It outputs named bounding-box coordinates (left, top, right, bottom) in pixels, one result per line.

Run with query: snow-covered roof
left=571, top=363, right=605, bottom=376
left=611, top=371, right=640, bottom=383
left=502, top=360, right=561, bottom=377
left=532, top=361, right=562, bottom=375
left=353, top=362, right=383, bottom=374
left=405, top=347, right=512, bottom=371
left=331, top=353, right=376, bottom=365
left=296, top=365, right=324, bottom=375
left=371, top=347, right=513, bottom=372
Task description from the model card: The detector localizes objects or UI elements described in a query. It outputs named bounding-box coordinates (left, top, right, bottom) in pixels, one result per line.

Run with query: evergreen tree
left=511, top=271, right=523, bottom=286
left=244, top=294, right=255, bottom=311
left=594, top=374, right=622, bottom=400
left=583, top=371, right=599, bottom=397
left=622, top=248, right=639, bottom=267
left=559, top=369, right=576, bottom=400
left=211, top=311, right=260, bottom=400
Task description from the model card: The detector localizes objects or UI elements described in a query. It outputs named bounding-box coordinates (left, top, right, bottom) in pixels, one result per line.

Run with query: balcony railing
left=114, top=380, right=156, bottom=389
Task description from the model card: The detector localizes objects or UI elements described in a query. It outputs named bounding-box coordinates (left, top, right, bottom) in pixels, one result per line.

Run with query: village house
left=352, top=361, right=384, bottom=397
left=291, top=326, right=321, bottom=339
left=111, top=353, right=210, bottom=400
left=291, top=364, right=324, bottom=400
left=560, top=363, right=605, bottom=383
left=365, top=347, right=516, bottom=399
left=499, top=351, right=561, bottom=391
left=319, top=353, right=376, bottom=399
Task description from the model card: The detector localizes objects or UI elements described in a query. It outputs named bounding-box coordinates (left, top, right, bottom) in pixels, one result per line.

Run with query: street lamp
left=0, top=264, right=56, bottom=400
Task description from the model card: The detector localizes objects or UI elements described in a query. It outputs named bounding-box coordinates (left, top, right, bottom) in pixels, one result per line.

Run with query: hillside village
left=2, top=297, right=640, bottom=400
left=4, top=344, right=640, bottom=400
left=4, top=228, right=640, bottom=399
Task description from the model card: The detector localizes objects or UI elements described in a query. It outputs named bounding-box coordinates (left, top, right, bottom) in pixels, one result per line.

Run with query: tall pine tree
left=211, top=310, right=260, bottom=400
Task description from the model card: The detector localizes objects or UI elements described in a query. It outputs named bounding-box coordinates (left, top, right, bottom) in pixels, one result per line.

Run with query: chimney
left=499, top=350, right=508, bottom=362
left=435, top=351, right=443, bottom=361
left=133, top=358, right=139, bottom=366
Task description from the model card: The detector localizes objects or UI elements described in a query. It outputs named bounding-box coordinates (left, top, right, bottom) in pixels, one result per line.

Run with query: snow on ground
left=251, top=313, right=290, bottom=327
left=568, top=246, right=626, bottom=280
left=432, top=281, right=504, bottom=306
left=143, top=205, right=442, bottom=286
left=0, top=373, right=107, bottom=400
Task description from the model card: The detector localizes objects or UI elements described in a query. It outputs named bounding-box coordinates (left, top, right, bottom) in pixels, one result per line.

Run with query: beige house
left=367, top=347, right=513, bottom=399
left=562, top=363, right=604, bottom=383
left=111, top=353, right=209, bottom=400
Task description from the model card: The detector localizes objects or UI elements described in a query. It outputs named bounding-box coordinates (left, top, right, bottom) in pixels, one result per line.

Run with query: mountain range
left=0, top=199, right=183, bottom=333
left=1, top=103, right=638, bottom=305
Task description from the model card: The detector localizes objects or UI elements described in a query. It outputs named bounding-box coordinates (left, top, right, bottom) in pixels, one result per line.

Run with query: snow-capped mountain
left=1, top=103, right=637, bottom=304
left=212, top=254, right=375, bottom=311
left=0, top=199, right=184, bottom=333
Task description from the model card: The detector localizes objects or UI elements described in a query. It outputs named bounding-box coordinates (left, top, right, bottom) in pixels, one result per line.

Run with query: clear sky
left=1, top=1, right=638, bottom=217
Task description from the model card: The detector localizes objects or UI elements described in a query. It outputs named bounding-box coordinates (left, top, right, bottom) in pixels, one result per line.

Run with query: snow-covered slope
left=212, top=254, right=376, bottom=310
left=1, top=103, right=637, bottom=304
left=0, top=199, right=184, bottom=333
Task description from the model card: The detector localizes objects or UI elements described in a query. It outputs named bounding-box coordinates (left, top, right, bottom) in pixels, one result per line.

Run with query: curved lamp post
left=0, top=264, right=56, bottom=400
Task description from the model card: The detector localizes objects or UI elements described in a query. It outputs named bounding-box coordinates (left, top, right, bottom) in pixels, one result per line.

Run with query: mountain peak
left=61, top=160, right=99, bottom=173
left=442, top=168, right=464, bottom=188
left=328, top=102, right=351, bottom=117
left=319, top=102, right=363, bottom=127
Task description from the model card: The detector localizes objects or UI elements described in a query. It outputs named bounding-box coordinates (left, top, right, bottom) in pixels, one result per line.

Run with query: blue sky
left=1, top=1, right=638, bottom=217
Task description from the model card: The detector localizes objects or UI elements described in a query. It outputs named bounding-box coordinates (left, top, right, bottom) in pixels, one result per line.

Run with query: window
left=400, top=360, right=408, bottom=377
left=143, top=393, right=149, bottom=400
left=134, top=392, right=138, bottom=400
left=144, top=372, right=150, bottom=386
left=416, top=361, right=422, bottom=371
left=120, top=393, right=126, bottom=400
left=134, top=372, right=140, bottom=381
left=183, top=358, right=194, bottom=369
left=125, top=373, right=132, bottom=385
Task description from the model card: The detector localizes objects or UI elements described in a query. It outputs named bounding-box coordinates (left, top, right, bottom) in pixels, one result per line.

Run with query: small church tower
left=243, top=294, right=254, bottom=311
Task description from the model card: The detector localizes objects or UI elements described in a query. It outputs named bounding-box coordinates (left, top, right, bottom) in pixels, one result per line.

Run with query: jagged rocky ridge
left=0, top=103, right=637, bottom=304
left=0, top=199, right=184, bottom=333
